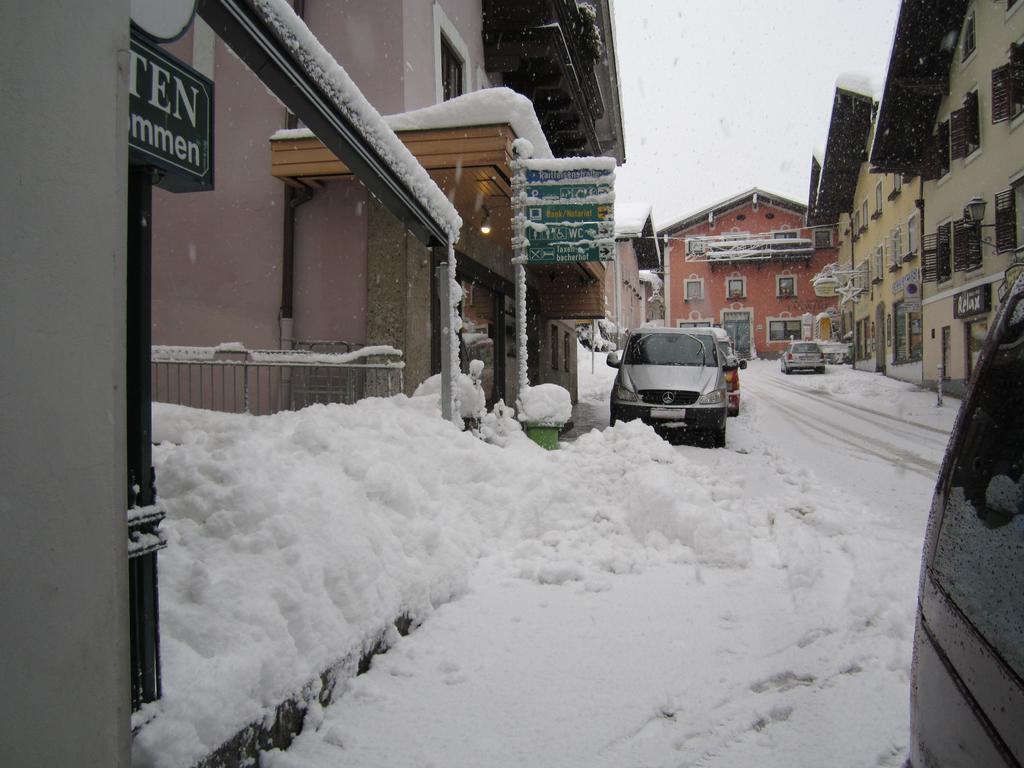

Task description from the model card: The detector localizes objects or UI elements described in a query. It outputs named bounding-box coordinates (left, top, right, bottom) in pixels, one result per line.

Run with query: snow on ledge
left=252, top=0, right=461, bottom=240
left=273, top=87, right=555, bottom=161
left=615, top=201, right=653, bottom=237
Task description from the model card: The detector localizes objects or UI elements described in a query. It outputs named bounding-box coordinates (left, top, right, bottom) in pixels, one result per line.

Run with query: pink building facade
left=659, top=189, right=839, bottom=358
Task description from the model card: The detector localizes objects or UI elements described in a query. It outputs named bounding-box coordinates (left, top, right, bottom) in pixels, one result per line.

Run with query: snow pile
left=137, top=395, right=765, bottom=766
left=412, top=370, right=482, bottom=420
left=253, top=0, right=460, bottom=241
left=518, top=383, right=573, bottom=425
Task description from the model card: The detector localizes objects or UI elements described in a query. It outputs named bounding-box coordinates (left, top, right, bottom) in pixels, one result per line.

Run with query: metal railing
left=152, top=346, right=405, bottom=416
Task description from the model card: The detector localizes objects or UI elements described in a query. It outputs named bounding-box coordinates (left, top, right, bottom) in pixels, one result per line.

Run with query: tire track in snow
left=752, top=375, right=950, bottom=444
left=748, top=390, right=940, bottom=479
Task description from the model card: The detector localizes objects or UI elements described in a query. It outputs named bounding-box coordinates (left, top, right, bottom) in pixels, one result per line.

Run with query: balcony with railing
left=152, top=342, right=405, bottom=416
left=684, top=232, right=815, bottom=262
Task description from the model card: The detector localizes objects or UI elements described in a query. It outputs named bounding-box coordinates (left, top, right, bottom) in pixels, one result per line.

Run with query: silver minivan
left=607, top=328, right=728, bottom=447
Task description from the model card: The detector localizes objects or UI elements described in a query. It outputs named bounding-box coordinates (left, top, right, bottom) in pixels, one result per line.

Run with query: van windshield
left=625, top=333, right=708, bottom=366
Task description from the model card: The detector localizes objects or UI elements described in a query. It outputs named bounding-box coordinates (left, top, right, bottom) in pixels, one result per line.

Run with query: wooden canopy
left=270, top=123, right=607, bottom=318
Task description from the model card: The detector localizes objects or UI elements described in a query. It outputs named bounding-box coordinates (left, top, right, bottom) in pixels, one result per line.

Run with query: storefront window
left=966, top=320, right=988, bottom=380
left=892, top=302, right=922, bottom=363
left=460, top=280, right=496, bottom=405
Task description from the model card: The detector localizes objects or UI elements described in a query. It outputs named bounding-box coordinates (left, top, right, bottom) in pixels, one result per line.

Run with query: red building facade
left=658, top=189, right=839, bottom=358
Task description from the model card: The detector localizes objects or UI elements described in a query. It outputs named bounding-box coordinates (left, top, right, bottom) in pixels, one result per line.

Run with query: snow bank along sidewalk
left=135, top=395, right=731, bottom=766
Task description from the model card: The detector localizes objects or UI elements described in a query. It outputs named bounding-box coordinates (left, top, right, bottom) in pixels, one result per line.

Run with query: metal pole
left=591, top=320, right=596, bottom=374
left=437, top=262, right=453, bottom=422
left=937, top=364, right=944, bottom=407
left=512, top=146, right=529, bottom=401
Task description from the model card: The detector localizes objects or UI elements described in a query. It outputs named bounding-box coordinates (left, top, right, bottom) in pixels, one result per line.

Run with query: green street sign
left=526, top=222, right=613, bottom=243
left=129, top=30, right=214, bottom=192
left=525, top=203, right=612, bottom=223
left=524, top=183, right=611, bottom=201
left=526, top=244, right=614, bottom=263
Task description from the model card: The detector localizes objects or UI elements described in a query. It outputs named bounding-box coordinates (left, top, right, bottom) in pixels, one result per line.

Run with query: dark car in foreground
left=906, top=276, right=1024, bottom=767
left=607, top=328, right=728, bottom=447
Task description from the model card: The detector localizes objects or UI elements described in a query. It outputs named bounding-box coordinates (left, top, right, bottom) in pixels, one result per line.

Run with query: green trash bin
left=524, top=423, right=561, bottom=450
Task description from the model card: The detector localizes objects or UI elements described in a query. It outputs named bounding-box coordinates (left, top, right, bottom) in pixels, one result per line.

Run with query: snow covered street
left=136, top=347, right=960, bottom=768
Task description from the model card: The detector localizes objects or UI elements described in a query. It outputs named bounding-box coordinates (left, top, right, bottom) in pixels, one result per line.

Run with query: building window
left=852, top=209, right=862, bottom=239
left=550, top=325, right=558, bottom=370
left=890, top=173, right=903, bottom=199
left=953, top=217, right=983, bottom=272
left=937, top=119, right=951, bottom=178
left=684, top=279, right=704, bottom=301
left=893, top=301, right=923, bottom=363
left=813, top=228, right=832, bottom=248
left=962, top=11, right=976, bottom=62
left=563, top=332, right=570, bottom=372
left=678, top=320, right=712, bottom=328
left=952, top=90, right=981, bottom=158
left=907, top=214, right=919, bottom=261
left=773, top=229, right=798, bottom=239
left=991, top=43, right=1024, bottom=123
left=769, top=319, right=802, bottom=341
left=873, top=246, right=884, bottom=284
left=776, top=275, right=796, bottom=297
left=873, top=182, right=883, bottom=218
left=440, top=35, right=464, bottom=102
left=726, top=277, right=745, bottom=299
left=860, top=200, right=869, bottom=231
left=889, top=226, right=903, bottom=269
left=937, top=221, right=953, bottom=282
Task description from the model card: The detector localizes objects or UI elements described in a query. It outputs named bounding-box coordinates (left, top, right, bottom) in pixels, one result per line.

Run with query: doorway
left=722, top=311, right=752, bottom=357
left=875, top=303, right=886, bottom=371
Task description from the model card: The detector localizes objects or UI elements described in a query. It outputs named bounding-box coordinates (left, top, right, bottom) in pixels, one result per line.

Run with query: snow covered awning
left=196, top=0, right=460, bottom=246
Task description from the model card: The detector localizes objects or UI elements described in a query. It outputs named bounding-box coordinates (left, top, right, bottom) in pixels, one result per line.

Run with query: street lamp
left=963, top=196, right=987, bottom=227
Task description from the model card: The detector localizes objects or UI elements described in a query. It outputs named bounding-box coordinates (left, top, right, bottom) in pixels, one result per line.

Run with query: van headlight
left=698, top=387, right=726, bottom=405
left=613, top=382, right=640, bottom=403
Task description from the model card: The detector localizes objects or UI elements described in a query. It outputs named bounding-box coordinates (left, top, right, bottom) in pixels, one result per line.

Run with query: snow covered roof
left=835, top=71, right=879, bottom=100
left=658, top=188, right=807, bottom=235
left=614, top=202, right=653, bottom=238
left=638, top=269, right=663, bottom=290
left=273, top=87, right=555, bottom=162
left=384, top=88, right=553, bottom=159
left=250, top=0, right=461, bottom=242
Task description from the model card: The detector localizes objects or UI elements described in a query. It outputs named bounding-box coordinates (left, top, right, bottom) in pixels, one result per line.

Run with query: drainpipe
left=280, top=0, right=311, bottom=351
left=849, top=209, right=856, bottom=365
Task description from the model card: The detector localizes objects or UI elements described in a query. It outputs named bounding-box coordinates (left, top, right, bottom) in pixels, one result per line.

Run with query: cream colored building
left=848, top=116, right=924, bottom=383
left=872, top=0, right=1024, bottom=395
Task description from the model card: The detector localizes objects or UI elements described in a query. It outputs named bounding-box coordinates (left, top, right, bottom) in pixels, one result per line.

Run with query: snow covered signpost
left=510, top=141, right=616, bottom=447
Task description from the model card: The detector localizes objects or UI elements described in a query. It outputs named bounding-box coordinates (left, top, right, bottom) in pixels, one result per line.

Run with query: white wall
left=0, top=2, right=131, bottom=764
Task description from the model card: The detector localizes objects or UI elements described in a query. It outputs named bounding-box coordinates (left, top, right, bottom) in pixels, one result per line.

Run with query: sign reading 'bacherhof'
left=514, top=158, right=616, bottom=264
left=129, top=30, right=214, bottom=192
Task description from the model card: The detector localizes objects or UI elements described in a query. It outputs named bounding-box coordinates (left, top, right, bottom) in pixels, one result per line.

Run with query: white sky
left=612, top=0, right=902, bottom=229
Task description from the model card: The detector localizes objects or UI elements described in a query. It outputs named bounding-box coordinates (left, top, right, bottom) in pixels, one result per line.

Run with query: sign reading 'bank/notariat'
left=518, top=159, right=616, bottom=264
left=129, top=30, right=214, bottom=192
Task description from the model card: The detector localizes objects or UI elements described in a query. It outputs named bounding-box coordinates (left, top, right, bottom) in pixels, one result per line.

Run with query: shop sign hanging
left=953, top=284, right=992, bottom=319
left=129, top=28, right=214, bottom=192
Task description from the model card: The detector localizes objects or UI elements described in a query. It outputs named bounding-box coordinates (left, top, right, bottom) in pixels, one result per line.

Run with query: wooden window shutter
left=922, top=232, right=938, bottom=282
left=921, top=131, right=941, bottom=181
left=966, top=91, right=980, bottom=148
left=952, top=220, right=980, bottom=271
left=966, top=224, right=982, bottom=270
left=937, top=120, right=950, bottom=176
left=953, top=219, right=969, bottom=271
left=993, top=63, right=1012, bottom=123
left=995, top=188, right=1017, bottom=253
left=937, top=222, right=952, bottom=282
left=950, top=107, right=968, bottom=159
left=1013, top=43, right=1024, bottom=116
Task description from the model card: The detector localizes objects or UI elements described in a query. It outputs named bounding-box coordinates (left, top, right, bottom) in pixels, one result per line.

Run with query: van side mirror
left=740, top=359, right=747, bottom=370
left=606, top=351, right=621, bottom=368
